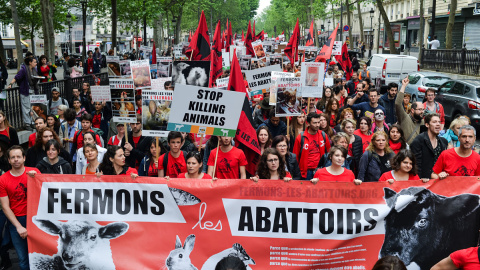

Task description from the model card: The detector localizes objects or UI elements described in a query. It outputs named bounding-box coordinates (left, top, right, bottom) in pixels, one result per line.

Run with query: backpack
left=298, top=130, right=328, bottom=167
left=73, top=128, right=105, bottom=148
left=48, top=98, right=68, bottom=111
left=162, top=151, right=188, bottom=172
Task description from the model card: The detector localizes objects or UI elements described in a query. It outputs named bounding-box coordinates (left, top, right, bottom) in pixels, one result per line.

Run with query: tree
left=10, top=0, right=22, bottom=69
left=445, top=0, right=456, bottom=49
left=376, top=0, right=397, bottom=54
left=356, top=0, right=364, bottom=46
left=17, top=0, right=42, bottom=56
left=111, top=0, right=117, bottom=53
left=418, top=0, right=424, bottom=64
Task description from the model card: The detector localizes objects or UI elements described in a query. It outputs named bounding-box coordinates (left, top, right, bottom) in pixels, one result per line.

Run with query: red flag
left=253, top=20, right=256, bottom=41
left=315, top=24, right=339, bottom=62
left=335, top=42, right=353, bottom=80
left=284, top=18, right=300, bottom=64
left=227, top=51, right=261, bottom=176
left=245, top=21, right=255, bottom=57
left=242, top=30, right=245, bottom=41
left=185, top=10, right=211, bottom=60
left=209, top=20, right=223, bottom=88
left=234, top=32, right=237, bottom=41
left=255, top=30, right=265, bottom=41
left=305, top=20, right=314, bottom=46
left=151, top=41, right=157, bottom=64
left=188, top=31, right=192, bottom=43
left=222, top=30, right=225, bottom=50
left=226, top=21, right=233, bottom=52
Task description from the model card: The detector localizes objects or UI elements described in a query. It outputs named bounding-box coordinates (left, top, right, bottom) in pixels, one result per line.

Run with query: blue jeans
left=8, top=216, right=28, bottom=270
left=306, top=169, right=315, bottom=180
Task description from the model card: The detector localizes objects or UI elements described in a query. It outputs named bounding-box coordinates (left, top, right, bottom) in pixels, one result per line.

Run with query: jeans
left=8, top=215, right=29, bottom=270
left=20, top=91, right=33, bottom=125
left=306, top=169, right=315, bottom=180
left=0, top=211, right=11, bottom=266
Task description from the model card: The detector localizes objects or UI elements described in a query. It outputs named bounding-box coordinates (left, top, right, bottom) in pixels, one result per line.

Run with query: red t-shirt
left=329, top=113, right=337, bottom=128
left=348, top=143, right=353, bottom=157
left=73, top=130, right=102, bottom=149
left=159, top=151, right=187, bottom=178
left=303, top=131, right=329, bottom=169
left=432, top=148, right=480, bottom=176
left=147, top=161, right=158, bottom=177
left=177, top=173, right=213, bottom=179
left=450, top=247, right=480, bottom=270
left=354, top=129, right=373, bottom=152
left=207, top=147, right=248, bottom=179
left=120, top=167, right=138, bottom=175
left=0, top=128, right=9, bottom=138
left=378, top=170, right=420, bottom=182
left=133, top=136, right=141, bottom=147
left=0, top=167, right=41, bottom=216
left=39, top=66, right=50, bottom=82
left=313, top=168, right=355, bottom=182
left=108, top=135, right=123, bottom=146
left=92, top=114, right=101, bottom=129
left=28, top=132, right=37, bottom=147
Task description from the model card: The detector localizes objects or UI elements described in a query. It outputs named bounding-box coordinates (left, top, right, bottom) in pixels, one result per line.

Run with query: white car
left=368, top=54, right=419, bottom=93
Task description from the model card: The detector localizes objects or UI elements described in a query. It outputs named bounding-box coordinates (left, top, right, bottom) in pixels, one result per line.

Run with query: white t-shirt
left=428, top=39, right=440, bottom=49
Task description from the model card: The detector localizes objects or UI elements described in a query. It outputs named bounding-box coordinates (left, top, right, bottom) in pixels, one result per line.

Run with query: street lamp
left=172, top=19, right=177, bottom=45
left=328, top=20, right=331, bottom=36
left=80, top=0, right=87, bottom=62
left=369, top=8, right=374, bottom=58
left=66, top=13, right=72, bottom=55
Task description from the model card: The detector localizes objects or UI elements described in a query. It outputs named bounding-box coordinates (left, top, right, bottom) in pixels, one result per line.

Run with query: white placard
left=269, top=71, right=295, bottom=105
left=300, top=62, right=325, bottom=98
left=91, top=86, right=111, bottom=102
left=131, top=60, right=152, bottom=89
left=142, top=90, right=174, bottom=137
left=106, top=56, right=121, bottom=77
left=275, top=77, right=302, bottom=117
left=110, top=79, right=136, bottom=123
left=325, top=77, right=334, bottom=87
left=30, top=95, right=47, bottom=104
left=216, top=77, right=230, bottom=89
left=222, top=52, right=230, bottom=67
left=332, top=41, right=343, bottom=56
left=244, top=65, right=282, bottom=96
left=151, top=77, right=172, bottom=91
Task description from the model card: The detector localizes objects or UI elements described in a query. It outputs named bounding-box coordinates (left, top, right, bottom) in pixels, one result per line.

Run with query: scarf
left=444, top=129, right=459, bottom=147
left=389, top=140, right=403, bottom=154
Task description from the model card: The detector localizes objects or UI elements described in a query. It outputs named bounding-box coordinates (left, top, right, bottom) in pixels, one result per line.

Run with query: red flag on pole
left=242, top=30, right=245, bottom=41
left=306, top=20, right=314, bottom=46
left=151, top=42, right=157, bottom=64
left=284, top=18, right=300, bottom=64
left=209, top=20, right=223, bottom=88
left=188, top=31, right=192, bottom=43
left=227, top=51, right=261, bottom=176
left=255, top=30, right=265, bottom=41
left=245, top=21, right=255, bottom=57
left=315, top=24, right=339, bottom=62
left=226, top=21, right=233, bottom=52
left=335, top=42, right=353, bottom=80
left=253, top=20, right=256, bottom=41
left=185, top=10, right=211, bottom=61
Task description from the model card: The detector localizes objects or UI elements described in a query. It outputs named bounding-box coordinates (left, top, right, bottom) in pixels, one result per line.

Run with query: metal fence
left=422, top=48, right=480, bottom=76
left=2, top=73, right=109, bottom=130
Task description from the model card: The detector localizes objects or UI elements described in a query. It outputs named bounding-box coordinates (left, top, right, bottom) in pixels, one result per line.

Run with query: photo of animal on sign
left=131, top=60, right=152, bottom=89
left=275, top=77, right=302, bottom=116
left=142, top=90, right=173, bottom=137
left=110, top=79, right=136, bottom=123
left=172, top=61, right=210, bottom=87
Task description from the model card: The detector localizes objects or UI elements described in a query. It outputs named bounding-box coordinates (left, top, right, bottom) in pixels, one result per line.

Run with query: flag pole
left=212, top=138, right=220, bottom=179
left=156, top=137, right=159, bottom=162
left=124, top=123, right=128, bottom=142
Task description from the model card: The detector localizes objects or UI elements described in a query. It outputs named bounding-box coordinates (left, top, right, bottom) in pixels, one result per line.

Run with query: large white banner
left=244, top=65, right=282, bottom=96
left=300, top=62, right=325, bottom=98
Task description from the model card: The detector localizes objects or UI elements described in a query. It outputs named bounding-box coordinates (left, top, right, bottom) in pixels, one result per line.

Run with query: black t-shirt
left=378, top=154, right=392, bottom=174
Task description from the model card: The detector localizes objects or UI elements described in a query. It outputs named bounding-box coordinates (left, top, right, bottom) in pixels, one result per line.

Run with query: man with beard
left=396, top=77, right=425, bottom=144
left=410, top=113, right=448, bottom=178
left=122, top=115, right=151, bottom=169
left=378, top=82, right=398, bottom=125
left=347, top=88, right=385, bottom=120
left=432, top=125, right=480, bottom=178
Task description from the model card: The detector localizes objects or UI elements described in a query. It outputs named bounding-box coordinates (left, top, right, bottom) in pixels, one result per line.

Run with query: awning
left=1, top=39, right=28, bottom=49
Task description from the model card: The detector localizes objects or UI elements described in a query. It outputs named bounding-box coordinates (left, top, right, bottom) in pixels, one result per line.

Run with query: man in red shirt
left=432, top=125, right=480, bottom=179
left=207, top=136, right=248, bottom=179
left=28, top=117, right=46, bottom=147
left=0, top=146, right=40, bottom=270
left=431, top=247, right=480, bottom=269
left=159, top=131, right=187, bottom=178
left=71, top=114, right=103, bottom=152
left=293, top=112, right=331, bottom=180
left=423, top=88, right=445, bottom=130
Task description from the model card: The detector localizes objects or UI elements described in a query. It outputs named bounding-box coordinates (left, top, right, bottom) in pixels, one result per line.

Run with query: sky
left=256, top=0, right=271, bottom=16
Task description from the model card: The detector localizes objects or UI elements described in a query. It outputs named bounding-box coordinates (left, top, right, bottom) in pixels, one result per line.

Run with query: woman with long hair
left=25, top=127, right=71, bottom=167
left=371, top=108, right=389, bottom=133
left=311, top=146, right=362, bottom=184
left=316, top=87, right=333, bottom=111
left=372, top=256, right=407, bottom=270
left=82, top=144, right=101, bottom=175
left=139, top=139, right=166, bottom=177
left=57, top=104, right=68, bottom=124
left=0, top=111, right=19, bottom=146
left=388, top=124, right=408, bottom=154
left=38, top=55, right=51, bottom=83
left=271, top=135, right=301, bottom=180
left=341, top=119, right=363, bottom=172
left=289, top=113, right=306, bottom=151
left=46, top=114, right=60, bottom=135
left=36, top=139, right=72, bottom=174
left=379, top=149, right=428, bottom=183
left=325, top=98, right=340, bottom=129
left=251, top=148, right=292, bottom=181
left=441, top=116, right=470, bottom=149
left=334, top=107, right=354, bottom=132
left=98, top=145, right=138, bottom=176
left=75, top=131, right=107, bottom=174
left=358, top=131, right=395, bottom=182
left=319, top=133, right=353, bottom=169
left=354, top=116, right=373, bottom=152
left=178, top=152, right=213, bottom=179
left=257, top=126, right=272, bottom=154
left=319, top=113, right=335, bottom=140
left=68, top=58, right=83, bottom=78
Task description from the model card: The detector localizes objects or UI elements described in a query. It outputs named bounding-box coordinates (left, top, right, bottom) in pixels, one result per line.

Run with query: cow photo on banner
left=106, top=56, right=121, bottom=77
left=142, top=90, right=173, bottom=137
left=109, top=79, right=137, bottom=123
left=172, top=61, right=210, bottom=87
left=275, top=77, right=302, bottom=116
left=157, top=57, right=173, bottom=77
left=131, top=60, right=152, bottom=89
left=27, top=176, right=480, bottom=270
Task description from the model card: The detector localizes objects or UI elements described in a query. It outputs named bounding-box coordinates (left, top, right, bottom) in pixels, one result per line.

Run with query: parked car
left=435, top=79, right=480, bottom=129
left=402, top=72, right=451, bottom=101
left=368, top=54, right=419, bottom=93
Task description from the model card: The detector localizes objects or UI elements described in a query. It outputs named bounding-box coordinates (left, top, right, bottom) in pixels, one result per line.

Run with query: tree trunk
left=10, top=0, right=23, bottom=70
left=82, top=2, right=87, bottom=62
left=445, top=0, right=456, bottom=49
left=376, top=0, right=397, bottom=54
left=418, top=0, right=424, bottom=64
left=357, top=0, right=364, bottom=46
left=346, top=0, right=353, bottom=50
left=47, top=0, right=55, bottom=61
left=31, top=25, right=36, bottom=56
left=40, top=0, right=50, bottom=59
left=175, top=6, right=183, bottom=45
left=111, top=0, right=117, bottom=53
left=0, top=32, right=6, bottom=63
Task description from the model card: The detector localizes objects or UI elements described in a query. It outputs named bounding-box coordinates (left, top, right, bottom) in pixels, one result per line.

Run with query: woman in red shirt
left=354, top=116, right=373, bottom=152
left=311, top=145, right=362, bottom=184
left=325, top=98, right=339, bottom=128
left=178, top=152, right=212, bottom=179
left=38, top=55, right=50, bottom=83
left=379, top=149, right=428, bottom=183
left=250, top=148, right=292, bottom=182
left=98, top=145, right=138, bottom=177
left=0, top=111, right=19, bottom=146
left=388, top=124, right=407, bottom=154
left=108, top=123, right=125, bottom=146
left=139, top=140, right=166, bottom=177
left=257, top=126, right=272, bottom=155
left=319, top=113, right=335, bottom=140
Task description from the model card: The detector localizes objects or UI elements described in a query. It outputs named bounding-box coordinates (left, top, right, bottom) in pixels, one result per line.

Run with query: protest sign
left=269, top=71, right=295, bottom=105
left=167, top=84, right=244, bottom=137
left=106, top=56, right=121, bottom=77
left=325, top=77, right=334, bottom=87
left=109, top=79, right=136, bottom=123
left=151, top=77, right=172, bottom=91
left=275, top=77, right=302, bottom=116
left=90, top=86, right=111, bottom=102
left=120, top=60, right=131, bottom=78
left=29, top=176, right=480, bottom=270
left=300, top=62, right=325, bottom=98
left=150, top=64, right=157, bottom=79
left=172, top=61, right=210, bottom=87
left=221, top=52, right=230, bottom=68
left=252, top=40, right=266, bottom=59
left=239, top=55, right=251, bottom=70
left=131, top=60, right=152, bottom=89
left=244, top=65, right=282, bottom=96
left=157, top=57, right=173, bottom=77
left=140, top=45, right=152, bottom=60
left=29, top=95, right=47, bottom=104
left=215, top=77, right=229, bottom=89
left=142, top=90, right=173, bottom=137
left=332, top=41, right=343, bottom=56
left=230, top=45, right=246, bottom=61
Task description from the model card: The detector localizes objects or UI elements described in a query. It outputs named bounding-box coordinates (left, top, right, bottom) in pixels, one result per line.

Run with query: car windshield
left=423, top=77, right=450, bottom=88
left=476, top=88, right=480, bottom=98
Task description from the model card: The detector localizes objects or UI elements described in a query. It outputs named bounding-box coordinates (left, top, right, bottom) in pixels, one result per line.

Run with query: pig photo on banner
left=244, top=65, right=282, bottom=97
left=252, top=40, right=266, bottom=60
left=120, top=60, right=131, bottom=78
left=131, top=60, right=152, bottom=89
left=275, top=77, right=302, bottom=116
left=300, top=62, right=325, bottom=98
left=157, top=57, right=173, bottom=77
left=106, top=56, right=121, bottom=77
left=142, top=90, right=173, bottom=137
left=110, top=79, right=137, bottom=123
left=269, top=71, right=295, bottom=105
left=172, top=61, right=210, bottom=87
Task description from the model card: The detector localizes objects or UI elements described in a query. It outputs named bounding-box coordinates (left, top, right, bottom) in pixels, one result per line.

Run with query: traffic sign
left=343, top=25, right=350, bottom=32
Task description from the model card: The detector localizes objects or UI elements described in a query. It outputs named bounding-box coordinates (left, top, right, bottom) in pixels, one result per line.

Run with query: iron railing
left=422, top=48, right=480, bottom=76
left=2, top=73, right=109, bottom=130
